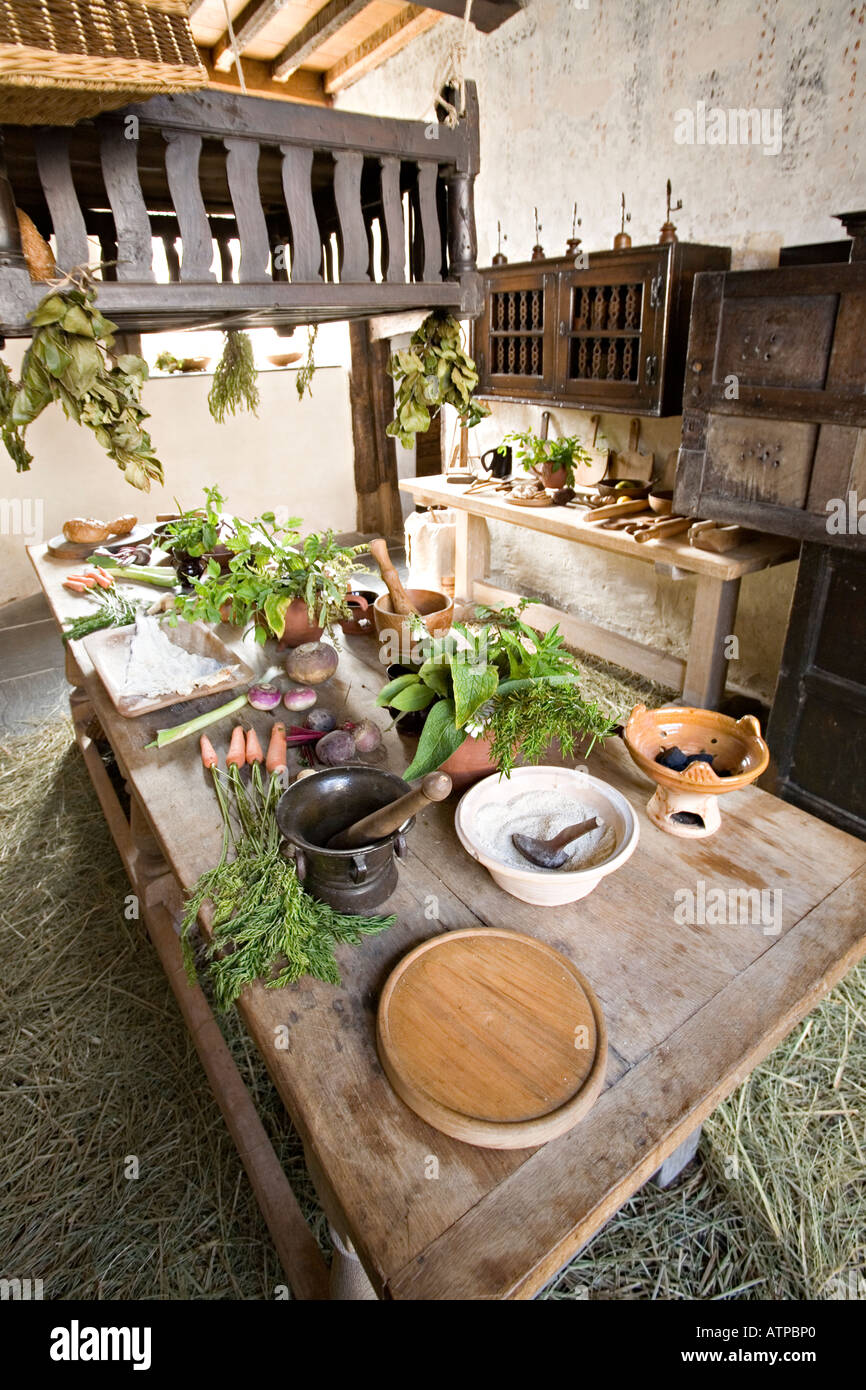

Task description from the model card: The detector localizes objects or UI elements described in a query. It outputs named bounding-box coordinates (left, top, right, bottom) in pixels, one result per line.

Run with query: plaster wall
left=338, top=0, right=866, bottom=701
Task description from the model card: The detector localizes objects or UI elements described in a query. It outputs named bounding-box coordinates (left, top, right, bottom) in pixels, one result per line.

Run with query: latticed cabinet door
left=553, top=248, right=669, bottom=414
left=473, top=266, right=558, bottom=398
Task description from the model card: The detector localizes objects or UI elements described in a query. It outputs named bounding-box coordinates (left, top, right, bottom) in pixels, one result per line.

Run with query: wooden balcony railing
left=0, top=84, right=480, bottom=334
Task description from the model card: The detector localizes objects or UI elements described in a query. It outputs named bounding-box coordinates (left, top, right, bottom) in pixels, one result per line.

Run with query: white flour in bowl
left=473, top=789, right=618, bottom=873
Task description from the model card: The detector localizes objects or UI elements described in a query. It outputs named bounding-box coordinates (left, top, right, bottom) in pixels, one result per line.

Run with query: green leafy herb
left=182, top=760, right=395, bottom=1009
left=62, top=586, right=138, bottom=643
left=386, top=312, right=490, bottom=449
left=208, top=330, right=259, bottom=423
left=497, top=429, right=594, bottom=489
left=1, top=278, right=162, bottom=490
left=296, top=325, right=318, bottom=401
left=486, top=680, right=618, bottom=778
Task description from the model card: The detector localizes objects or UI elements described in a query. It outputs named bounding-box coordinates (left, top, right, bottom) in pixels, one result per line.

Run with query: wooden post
left=349, top=320, right=403, bottom=538
left=683, top=575, right=741, bottom=708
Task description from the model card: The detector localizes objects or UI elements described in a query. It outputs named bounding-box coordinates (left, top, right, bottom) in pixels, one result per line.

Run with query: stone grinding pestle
left=512, top=816, right=599, bottom=870
left=369, top=537, right=421, bottom=618
left=327, top=772, right=452, bottom=849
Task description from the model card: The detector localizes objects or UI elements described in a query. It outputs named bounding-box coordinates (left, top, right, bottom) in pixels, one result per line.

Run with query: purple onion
left=247, top=682, right=283, bottom=711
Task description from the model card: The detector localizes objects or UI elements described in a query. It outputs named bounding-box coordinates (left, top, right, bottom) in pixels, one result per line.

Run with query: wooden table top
left=399, top=475, right=798, bottom=581
left=29, top=543, right=866, bottom=1299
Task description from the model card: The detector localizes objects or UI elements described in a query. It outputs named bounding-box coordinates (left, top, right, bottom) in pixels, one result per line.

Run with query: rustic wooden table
left=398, top=474, right=797, bottom=708
left=28, top=544, right=866, bottom=1300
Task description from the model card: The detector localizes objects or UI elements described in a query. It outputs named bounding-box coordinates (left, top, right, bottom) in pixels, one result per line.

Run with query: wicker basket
left=0, top=0, right=206, bottom=124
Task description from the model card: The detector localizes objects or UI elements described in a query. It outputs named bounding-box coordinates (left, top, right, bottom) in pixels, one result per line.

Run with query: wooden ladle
left=327, top=772, right=452, bottom=849
left=369, top=537, right=420, bottom=617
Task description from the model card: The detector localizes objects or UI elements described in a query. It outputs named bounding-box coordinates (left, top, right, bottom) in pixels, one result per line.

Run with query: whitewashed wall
left=337, top=0, right=866, bottom=701
left=0, top=355, right=355, bottom=605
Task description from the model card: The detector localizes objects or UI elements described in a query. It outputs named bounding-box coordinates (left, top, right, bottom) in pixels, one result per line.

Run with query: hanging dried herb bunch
left=0, top=275, right=163, bottom=490
left=295, top=324, right=318, bottom=401
left=386, top=311, right=489, bottom=449
left=208, top=329, right=260, bottom=423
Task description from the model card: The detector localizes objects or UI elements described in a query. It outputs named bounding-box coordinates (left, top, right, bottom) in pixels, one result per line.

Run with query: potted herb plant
left=171, top=507, right=366, bottom=646
left=158, top=484, right=237, bottom=583
left=375, top=601, right=618, bottom=789
left=498, top=430, right=594, bottom=490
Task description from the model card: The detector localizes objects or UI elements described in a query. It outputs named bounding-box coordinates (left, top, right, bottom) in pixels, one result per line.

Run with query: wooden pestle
left=369, top=537, right=420, bottom=617
left=328, top=772, right=452, bottom=849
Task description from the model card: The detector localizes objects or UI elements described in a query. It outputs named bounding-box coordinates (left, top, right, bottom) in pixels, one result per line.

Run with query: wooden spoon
left=327, top=772, right=452, bottom=849
left=369, top=537, right=420, bottom=617
left=511, top=816, right=599, bottom=870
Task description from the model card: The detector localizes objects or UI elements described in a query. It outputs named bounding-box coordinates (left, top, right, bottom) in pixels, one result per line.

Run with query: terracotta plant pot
left=439, top=734, right=498, bottom=793
left=341, top=589, right=378, bottom=636
left=372, top=588, right=453, bottom=667
left=277, top=597, right=324, bottom=649
left=534, top=462, right=568, bottom=490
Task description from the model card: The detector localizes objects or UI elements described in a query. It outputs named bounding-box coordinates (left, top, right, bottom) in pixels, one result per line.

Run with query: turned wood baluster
left=333, top=150, right=369, bottom=283
left=0, top=132, right=24, bottom=269
left=35, top=131, right=89, bottom=272
left=379, top=155, right=405, bottom=284
left=279, top=143, right=322, bottom=283
left=163, top=130, right=216, bottom=282
left=224, top=137, right=271, bottom=283
left=162, top=234, right=180, bottom=283
left=99, top=125, right=154, bottom=282
left=415, top=160, right=442, bottom=283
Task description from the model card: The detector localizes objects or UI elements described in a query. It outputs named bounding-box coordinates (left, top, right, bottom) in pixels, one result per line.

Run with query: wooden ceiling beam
left=271, top=0, right=371, bottom=82
left=212, top=0, right=291, bottom=72
left=415, top=0, right=524, bottom=32
left=323, top=5, right=441, bottom=94
left=197, top=47, right=330, bottom=105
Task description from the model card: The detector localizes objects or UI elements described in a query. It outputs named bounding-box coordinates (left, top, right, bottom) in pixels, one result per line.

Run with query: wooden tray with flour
left=377, top=928, right=607, bottom=1149
left=83, top=620, right=252, bottom=718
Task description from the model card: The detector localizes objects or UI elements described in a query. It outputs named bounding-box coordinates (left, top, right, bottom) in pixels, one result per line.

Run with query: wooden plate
left=506, top=492, right=553, bottom=508
left=47, top=523, right=154, bottom=560
left=377, top=928, right=607, bottom=1149
left=83, top=619, right=253, bottom=718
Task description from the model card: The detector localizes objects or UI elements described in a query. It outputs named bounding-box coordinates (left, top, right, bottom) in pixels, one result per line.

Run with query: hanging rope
left=221, top=0, right=248, bottom=94
left=429, top=0, right=474, bottom=128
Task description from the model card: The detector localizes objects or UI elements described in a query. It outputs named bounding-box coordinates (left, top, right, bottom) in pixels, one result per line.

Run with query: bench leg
left=682, top=576, right=741, bottom=708
left=454, top=510, right=490, bottom=605
left=651, top=1125, right=703, bottom=1188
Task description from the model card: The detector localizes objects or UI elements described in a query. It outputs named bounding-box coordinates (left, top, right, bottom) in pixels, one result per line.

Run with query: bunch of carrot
left=63, top=564, right=116, bottom=593
left=183, top=720, right=396, bottom=1008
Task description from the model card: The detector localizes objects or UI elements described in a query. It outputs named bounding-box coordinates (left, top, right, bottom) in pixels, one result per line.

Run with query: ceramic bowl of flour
left=455, top=766, right=639, bottom=905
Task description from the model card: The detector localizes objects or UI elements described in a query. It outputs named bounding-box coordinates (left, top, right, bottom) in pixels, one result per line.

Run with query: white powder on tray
left=99, top=616, right=234, bottom=699
left=474, top=789, right=618, bottom=873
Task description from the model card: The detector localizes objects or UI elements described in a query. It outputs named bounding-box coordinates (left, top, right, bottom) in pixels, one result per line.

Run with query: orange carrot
left=63, top=578, right=91, bottom=592
left=245, top=727, right=264, bottom=765
left=266, top=721, right=287, bottom=774
left=85, top=567, right=114, bottom=589
left=227, top=725, right=246, bottom=767
left=200, top=734, right=219, bottom=769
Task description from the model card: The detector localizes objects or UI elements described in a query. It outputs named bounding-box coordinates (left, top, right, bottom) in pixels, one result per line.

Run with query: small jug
left=479, top=445, right=512, bottom=479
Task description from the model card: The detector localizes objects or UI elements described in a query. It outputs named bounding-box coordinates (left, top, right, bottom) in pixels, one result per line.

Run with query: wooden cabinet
left=472, top=241, right=730, bottom=416
left=675, top=258, right=866, bottom=547
left=767, top=543, right=866, bottom=839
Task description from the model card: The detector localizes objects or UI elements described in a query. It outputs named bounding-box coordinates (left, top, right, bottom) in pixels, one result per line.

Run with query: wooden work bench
left=399, top=475, right=797, bottom=707
left=28, top=543, right=866, bottom=1300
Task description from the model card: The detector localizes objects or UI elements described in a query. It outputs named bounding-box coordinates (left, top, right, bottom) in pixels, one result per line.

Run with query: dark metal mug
left=480, top=445, right=512, bottom=479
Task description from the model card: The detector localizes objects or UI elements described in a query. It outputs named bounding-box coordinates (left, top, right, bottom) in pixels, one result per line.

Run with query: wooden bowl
left=648, top=489, right=674, bottom=514
left=623, top=703, right=770, bottom=838
left=372, top=589, right=453, bottom=665
left=268, top=352, right=302, bottom=367
left=597, top=480, right=650, bottom=500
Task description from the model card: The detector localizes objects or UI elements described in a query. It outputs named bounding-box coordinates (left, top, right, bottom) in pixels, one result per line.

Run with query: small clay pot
left=278, top=597, right=324, bottom=649
left=439, top=734, right=498, bottom=793
left=341, top=589, right=378, bottom=635
left=534, top=462, right=568, bottom=490
left=372, top=588, right=453, bottom=667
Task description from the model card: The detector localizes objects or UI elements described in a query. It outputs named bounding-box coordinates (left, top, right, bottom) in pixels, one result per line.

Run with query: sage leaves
left=386, top=312, right=489, bottom=449
left=0, top=280, right=163, bottom=490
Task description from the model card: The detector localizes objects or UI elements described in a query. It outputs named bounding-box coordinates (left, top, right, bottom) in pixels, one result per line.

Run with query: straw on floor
left=1, top=714, right=863, bottom=1300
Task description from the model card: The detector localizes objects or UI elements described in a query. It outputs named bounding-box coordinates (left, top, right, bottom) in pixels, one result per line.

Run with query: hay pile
left=1, top=716, right=863, bottom=1300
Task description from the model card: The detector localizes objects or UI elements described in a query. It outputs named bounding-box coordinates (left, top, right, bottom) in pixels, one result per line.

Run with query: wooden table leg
left=454, top=510, right=490, bottom=605
left=682, top=575, right=741, bottom=709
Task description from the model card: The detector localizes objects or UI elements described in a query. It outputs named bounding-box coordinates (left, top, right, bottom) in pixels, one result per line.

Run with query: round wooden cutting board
left=377, top=928, right=607, bottom=1149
